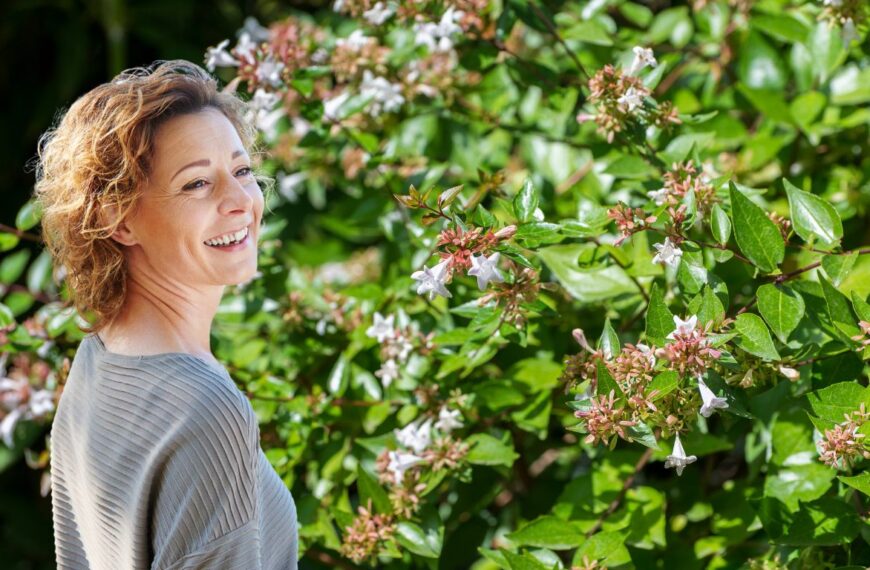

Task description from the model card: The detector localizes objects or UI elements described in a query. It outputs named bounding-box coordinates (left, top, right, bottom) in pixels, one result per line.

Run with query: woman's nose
left=218, top=172, right=254, bottom=213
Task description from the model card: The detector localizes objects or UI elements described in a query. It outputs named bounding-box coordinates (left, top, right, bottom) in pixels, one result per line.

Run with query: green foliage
left=4, top=0, right=870, bottom=568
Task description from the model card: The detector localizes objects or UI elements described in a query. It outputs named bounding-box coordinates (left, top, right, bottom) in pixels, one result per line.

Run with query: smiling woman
left=28, top=60, right=298, bottom=570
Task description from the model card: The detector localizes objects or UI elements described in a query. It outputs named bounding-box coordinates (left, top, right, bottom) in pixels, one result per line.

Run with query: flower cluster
left=410, top=223, right=517, bottom=301
left=607, top=203, right=657, bottom=246
left=577, top=47, right=681, bottom=143
left=850, top=320, right=870, bottom=350
left=819, top=0, right=867, bottom=47
left=366, top=311, right=436, bottom=388
left=650, top=161, right=719, bottom=215
left=817, top=404, right=870, bottom=470
left=339, top=499, right=396, bottom=564
left=0, top=353, right=56, bottom=448
left=656, top=315, right=722, bottom=377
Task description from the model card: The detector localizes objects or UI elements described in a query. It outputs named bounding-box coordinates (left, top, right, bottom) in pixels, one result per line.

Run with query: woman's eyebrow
left=170, top=149, right=247, bottom=182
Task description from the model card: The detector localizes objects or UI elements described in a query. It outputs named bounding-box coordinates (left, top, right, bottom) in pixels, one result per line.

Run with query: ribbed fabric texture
left=50, top=333, right=298, bottom=570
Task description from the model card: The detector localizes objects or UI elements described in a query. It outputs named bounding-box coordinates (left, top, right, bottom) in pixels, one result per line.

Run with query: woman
left=32, top=60, right=298, bottom=569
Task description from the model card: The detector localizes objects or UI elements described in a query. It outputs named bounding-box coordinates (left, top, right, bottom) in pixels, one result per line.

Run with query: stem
left=0, top=223, right=42, bottom=243
left=585, top=446, right=655, bottom=537
left=529, top=3, right=590, bottom=80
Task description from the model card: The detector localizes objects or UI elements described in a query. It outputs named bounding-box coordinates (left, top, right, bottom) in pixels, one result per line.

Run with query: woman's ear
left=101, top=201, right=138, bottom=247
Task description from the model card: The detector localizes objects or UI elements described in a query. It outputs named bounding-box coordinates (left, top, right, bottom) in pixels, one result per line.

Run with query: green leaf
left=839, top=472, right=870, bottom=497
left=466, top=433, right=519, bottom=467
left=710, top=203, right=731, bottom=245
left=694, top=285, right=725, bottom=327
left=757, top=284, right=805, bottom=343
left=819, top=275, right=860, bottom=337
left=806, top=382, right=870, bottom=424
left=572, top=531, right=631, bottom=567
left=513, top=178, right=539, bottom=223
left=0, top=303, right=14, bottom=328
left=596, top=361, right=624, bottom=404
left=626, top=421, right=659, bottom=450
left=506, top=516, right=584, bottom=549
left=0, top=233, right=19, bottom=252
left=597, top=318, right=619, bottom=360
left=783, top=179, right=843, bottom=248
left=357, top=465, right=391, bottom=514
left=502, top=550, right=550, bottom=570
left=645, top=282, right=674, bottom=346
left=15, top=199, right=42, bottom=231
left=790, top=91, right=826, bottom=131
left=647, top=371, right=679, bottom=401
left=537, top=244, right=638, bottom=303
left=728, top=182, right=784, bottom=273
left=735, top=313, right=780, bottom=361
left=0, top=250, right=30, bottom=285
left=851, top=290, right=870, bottom=322
left=821, top=252, right=858, bottom=287
left=395, top=521, right=442, bottom=558
left=756, top=497, right=860, bottom=546
left=327, top=353, right=350, bottom=396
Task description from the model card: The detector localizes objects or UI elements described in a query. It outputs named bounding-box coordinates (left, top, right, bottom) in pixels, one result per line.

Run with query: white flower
left=255, top=59, right=284, bottom=87
left=234, top=31, right=258, bottom=60
left=333, top=0, right=346, bottom=11
left=1, top=407, right=23, bottom=448
left=363, top=2, right=394, bottom=25
left=336, top=29, right=373, bottom=51
left=323, top=91, right=351, bottom=121
left=823, top=0, right=842, bottom=6
left=410, top=259, right=452, bottom=301
left=204, top=39, right=238, bottom=72
left=435, top=407, right=463, bottom=433
left=697, top=377, right=728, bottom=417
left=647, top=188, right=669, bottom=205
left=387, top=450, right=424, bottom=485
left=414, top=6, right=464, bottom=53
left=28, top=389, right=55, bottom=417
left=375, top=358, right=400, bottom=387
left=467, top=252, right=505, bottom=291
left=394, top=418, right=433, bottom=454
left=636, top=343, right=656, bottom=366
left=250, top=88, right=281, bottom=113
left=652, top=237, right=683, bottom=268
left=241, top=16, right=270, bottom=42
left=664, top=433, right=697, bottom=476
left=366, top=312, right=395, bottom=343
left=778, top=365, right=800, bottom=381
left=667, top=315, right=698, bottom=340
left=360, top=70, right=405, bottom=116
left=617, top=86, right=644, bottom=112
left=628, top=46, right=657, bottom=75
left=842, top=18, right=858, bottom=46
left=276, top=171, right=305, bottom=203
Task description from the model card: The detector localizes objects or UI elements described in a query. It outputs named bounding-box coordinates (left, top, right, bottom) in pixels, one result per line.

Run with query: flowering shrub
left=4, top=0, right=870, bottom=567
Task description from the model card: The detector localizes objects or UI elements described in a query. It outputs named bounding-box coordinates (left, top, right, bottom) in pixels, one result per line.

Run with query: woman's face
left=118, top=107, right=264, bottom=288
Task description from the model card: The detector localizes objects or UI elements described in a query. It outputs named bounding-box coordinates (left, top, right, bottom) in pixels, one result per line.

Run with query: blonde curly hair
left=29, top=59, right=274, bottom=334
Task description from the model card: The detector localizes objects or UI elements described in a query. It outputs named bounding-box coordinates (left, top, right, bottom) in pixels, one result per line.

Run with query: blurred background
left=0, top=1, right=320, bottom=566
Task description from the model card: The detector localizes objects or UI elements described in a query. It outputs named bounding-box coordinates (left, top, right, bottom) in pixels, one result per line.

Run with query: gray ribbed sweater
left=50, top=333, right=298, bottom=569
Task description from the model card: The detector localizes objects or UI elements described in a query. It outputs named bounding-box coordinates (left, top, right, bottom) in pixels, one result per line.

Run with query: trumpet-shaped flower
left=363, top=2, right=394, bottom=25
left=667, top=314, right=698, bottom=340
left=395, top=418, right=433, bottom=454
left=411, top=259, right=452, bottom=300
left=697, top=377, right=728, bottom=417
left=360, top=70, right=405, bottom=116
left=387, top=450, right=424, bottom=485
left=647, top=187, right=669, bottom=205
left=628, top=46, right=657, bottom=75
left=617, top=86, right=644, bottom=112
left=204, top=39, right=239, bottom=72
left=374, top=358, right=400, bottom=387
left=467, top=252, right=505, bottom=291
left=653, top=237, right=683, bottom=268
left=435, top=406, right=463, bottom=433
left=366, top=312, right=395, bottom=343
left=664, top=433, right=697, bottom=476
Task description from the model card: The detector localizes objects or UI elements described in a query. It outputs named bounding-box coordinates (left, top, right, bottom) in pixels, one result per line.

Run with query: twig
left=0, top=223, right=42, bottom=243
left=585, top=446, right=655, bottom=537
left=528, top=3, right=590, bottom=80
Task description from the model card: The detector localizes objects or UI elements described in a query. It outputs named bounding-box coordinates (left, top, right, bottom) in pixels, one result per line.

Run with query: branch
left=585, top=446, right=655, bottom=537
left=0, top=223, right=42, bottom=243
left=528, top=3, right=590, bottom=80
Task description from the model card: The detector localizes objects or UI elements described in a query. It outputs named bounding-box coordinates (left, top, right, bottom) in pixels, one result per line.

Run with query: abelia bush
left=3, top=0, right=870, bottom=567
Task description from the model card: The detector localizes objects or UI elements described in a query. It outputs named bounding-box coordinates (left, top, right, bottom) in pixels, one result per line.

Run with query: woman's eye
left=184, top=179, right=207, bottom=190
left=236, top=166, right=253, bottom=177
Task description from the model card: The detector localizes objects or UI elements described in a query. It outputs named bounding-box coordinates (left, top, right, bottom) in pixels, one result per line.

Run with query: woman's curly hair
left=29, top=59, right=274, bottom=334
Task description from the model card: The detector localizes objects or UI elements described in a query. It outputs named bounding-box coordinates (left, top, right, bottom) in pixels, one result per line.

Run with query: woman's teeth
left=204, top=227, right=248, bottom=247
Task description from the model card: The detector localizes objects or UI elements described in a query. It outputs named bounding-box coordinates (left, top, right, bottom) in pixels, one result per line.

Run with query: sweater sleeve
left=149, top=379, right=263, bottom=570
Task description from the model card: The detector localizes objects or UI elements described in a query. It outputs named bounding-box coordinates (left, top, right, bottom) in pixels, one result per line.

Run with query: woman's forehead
left=152, top=109, right=244, bottom=168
